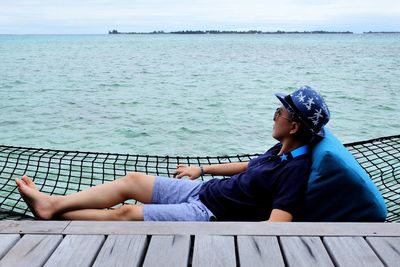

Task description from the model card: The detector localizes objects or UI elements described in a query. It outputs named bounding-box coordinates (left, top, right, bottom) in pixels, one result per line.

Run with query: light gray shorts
left=142, top=176, right=215, bottom=221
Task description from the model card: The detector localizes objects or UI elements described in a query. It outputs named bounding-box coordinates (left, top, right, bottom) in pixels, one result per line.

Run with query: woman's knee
left=120, top=172, right=155, bottom=203
left=114, top=205, right=143, bottom=221
left=123, top=172, right=146, bottom=185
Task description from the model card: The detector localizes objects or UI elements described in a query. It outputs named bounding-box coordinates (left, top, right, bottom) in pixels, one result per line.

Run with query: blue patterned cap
left=275, top=86, right=330, bottom=137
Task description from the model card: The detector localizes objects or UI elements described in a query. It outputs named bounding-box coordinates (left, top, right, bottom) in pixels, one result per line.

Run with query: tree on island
left=107, top=29, right=355, bottom=34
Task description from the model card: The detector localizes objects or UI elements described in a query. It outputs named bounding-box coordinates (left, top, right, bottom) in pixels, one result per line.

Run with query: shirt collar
left=279, top=145, right=309, bottom=162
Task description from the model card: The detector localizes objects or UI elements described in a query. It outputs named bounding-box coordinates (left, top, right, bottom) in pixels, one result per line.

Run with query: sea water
left=0, top=34, right=399, bottom=156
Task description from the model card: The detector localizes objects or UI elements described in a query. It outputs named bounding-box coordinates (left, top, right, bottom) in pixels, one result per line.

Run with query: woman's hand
left=173, top=165, right=202, bottom=180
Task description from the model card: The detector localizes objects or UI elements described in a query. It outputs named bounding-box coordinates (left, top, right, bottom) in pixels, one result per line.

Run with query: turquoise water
left=1, top=34, right=399, bottom=155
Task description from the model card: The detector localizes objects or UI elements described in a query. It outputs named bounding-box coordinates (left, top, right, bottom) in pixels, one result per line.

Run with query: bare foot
left=21, top=175, right=38, bottom=190
left=16, top=177, right=55, bottom=220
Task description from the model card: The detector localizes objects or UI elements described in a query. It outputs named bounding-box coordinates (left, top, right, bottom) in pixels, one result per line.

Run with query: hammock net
left=1, top=134, right=399, bottom=222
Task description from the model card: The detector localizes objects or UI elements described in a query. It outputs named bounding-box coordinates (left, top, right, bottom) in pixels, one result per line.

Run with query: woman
left=16, top=86, right=330, bottom=222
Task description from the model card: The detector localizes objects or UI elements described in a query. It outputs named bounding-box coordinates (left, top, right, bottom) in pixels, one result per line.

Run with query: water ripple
left=0, top=34, right=399, bottom=155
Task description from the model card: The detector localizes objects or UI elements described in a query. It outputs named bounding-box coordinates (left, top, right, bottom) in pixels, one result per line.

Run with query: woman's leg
left=16, top=172, right=155, bottom=220
left=56, top=204, right=144, bottom=221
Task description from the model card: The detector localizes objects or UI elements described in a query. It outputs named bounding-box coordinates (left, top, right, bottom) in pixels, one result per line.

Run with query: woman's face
left=272, top=107, right=293, bottom=141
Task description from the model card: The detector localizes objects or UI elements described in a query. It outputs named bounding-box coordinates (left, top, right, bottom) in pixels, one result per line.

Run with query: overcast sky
left=1, top=0, right=399, bottom=34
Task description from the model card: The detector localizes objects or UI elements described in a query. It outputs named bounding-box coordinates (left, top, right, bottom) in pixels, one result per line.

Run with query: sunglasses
left=273, top=107, right=292, bottom=121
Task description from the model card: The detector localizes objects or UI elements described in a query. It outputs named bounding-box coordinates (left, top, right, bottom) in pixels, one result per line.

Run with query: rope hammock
left=1, top=134, right=399, bottom=222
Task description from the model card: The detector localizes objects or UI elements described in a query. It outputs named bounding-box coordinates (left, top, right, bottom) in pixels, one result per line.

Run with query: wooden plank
left=64, top=221, right=400, bottom=236
left=192, top=235, right=236, bottom=267
left=143, top=235, right=190, bottom=267
left=237, top=236, right=284, bottom=267
left=280, top=236, right=334, bottom=267
left=44, top=235, right=105, bottom=267
left=323, top=236, right=384, bottom=267
left=366, top=237, right=400, bottom=267
left=0, top=234, right=62, bottom=267
left=0, top=234, right=20, bottom=259
left=1, top=221, right=69, bottom=234
left=0, top=222, right=11, bottom=231
left=93, top=235, right=147, bottom=267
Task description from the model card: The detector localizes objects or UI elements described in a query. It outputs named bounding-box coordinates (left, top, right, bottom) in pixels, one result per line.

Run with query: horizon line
left=1, top=31, right=400, bottom=35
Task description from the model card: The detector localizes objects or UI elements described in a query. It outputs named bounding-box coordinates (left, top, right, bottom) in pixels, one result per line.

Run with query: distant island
left=363, top=31, right=400, bottom=34
left=108, top=29, right=354, bottom=35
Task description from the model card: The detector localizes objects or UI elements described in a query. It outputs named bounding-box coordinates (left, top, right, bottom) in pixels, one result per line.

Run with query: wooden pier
left=0, top=221, right=399, bottom=266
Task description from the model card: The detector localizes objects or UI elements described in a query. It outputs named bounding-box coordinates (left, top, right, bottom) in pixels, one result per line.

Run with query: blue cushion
left=302, top=128, right=387, bottom=222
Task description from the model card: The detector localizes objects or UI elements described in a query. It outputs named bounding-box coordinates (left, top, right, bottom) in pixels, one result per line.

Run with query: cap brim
left=275, top=93, right=293, bottom=111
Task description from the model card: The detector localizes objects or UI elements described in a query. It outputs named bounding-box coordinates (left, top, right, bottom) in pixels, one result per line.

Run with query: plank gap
left=141, top=235, right=152, bottom=266
left=322, top=236, right=385, bottom=267
left=88, top=234, right=107, bottom=266
left=187, top=235, right=195, bottom=267
left=318, top=236, right=337, bottom=266
left=234, top=236, right=240, bottom=267
left=365, top=236, right=400, bottom=267
left=277, top=236, right=290, bottom=267
left=363, top=236, right=385, bottom=266
left=138, top=235, right=152, bottom=267
left=321, top=236, right=341, bottom=267
left=0, top=234, right=21, bottom=260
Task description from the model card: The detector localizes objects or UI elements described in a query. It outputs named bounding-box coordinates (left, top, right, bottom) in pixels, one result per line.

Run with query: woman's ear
left=289, top=122, right=300, bottom=135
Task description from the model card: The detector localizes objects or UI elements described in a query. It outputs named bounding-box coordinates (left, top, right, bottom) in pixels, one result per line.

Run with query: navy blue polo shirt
left=199, top=144, right=311, bottom=221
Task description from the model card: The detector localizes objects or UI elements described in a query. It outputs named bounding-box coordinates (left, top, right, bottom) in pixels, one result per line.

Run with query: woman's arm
left=266, top=209, right=293, bottom=222
left=174, top=162, right=248, bottom=180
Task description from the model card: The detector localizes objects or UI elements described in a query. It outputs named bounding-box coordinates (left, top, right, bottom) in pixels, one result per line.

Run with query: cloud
left=0, top=0, right=399, bottom=33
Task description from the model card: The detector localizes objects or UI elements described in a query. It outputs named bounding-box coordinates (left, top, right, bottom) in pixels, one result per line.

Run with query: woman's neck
left=279, top=139, right=307, bottom=155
